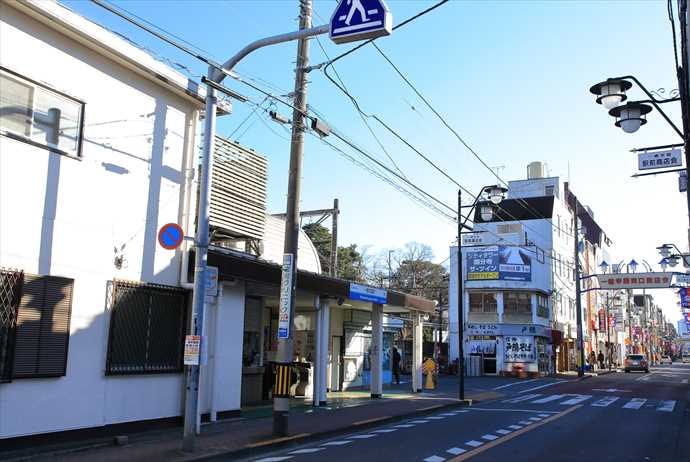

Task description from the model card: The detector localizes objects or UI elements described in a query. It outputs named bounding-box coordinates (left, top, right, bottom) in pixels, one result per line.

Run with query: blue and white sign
left=278, top=254, right=294, bottom=339
left=466, top=245, right=532, bottom=281
left=330, top=0, right=392, bottom=44
left=349, top=283, right=387, bottom=304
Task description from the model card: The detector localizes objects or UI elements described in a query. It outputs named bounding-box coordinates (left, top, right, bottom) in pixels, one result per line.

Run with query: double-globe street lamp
left=589, top=73, right=690, bottom=251
left=456, top=185, right=507, bottom=401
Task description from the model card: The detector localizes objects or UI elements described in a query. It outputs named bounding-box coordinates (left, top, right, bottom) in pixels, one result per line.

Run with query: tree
left=302, top=223, right=366, bottom=282
left=389, top=242, right=448, bottom=301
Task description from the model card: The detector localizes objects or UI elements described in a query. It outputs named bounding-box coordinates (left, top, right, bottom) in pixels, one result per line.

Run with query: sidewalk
left=2, top=377, right=503, bottom=462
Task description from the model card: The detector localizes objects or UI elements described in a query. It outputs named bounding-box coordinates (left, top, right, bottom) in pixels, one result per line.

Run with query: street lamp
left=608, top=102, right=653, bottom=134
left=659, top=257, right=669, bottom=272
left=589, top=78, right=633, bottom=110
left=628, top=259, right=638, bottom=273
left=599, top=260, right=610, bottom=274
left=456, top=184, right=507, bottom=401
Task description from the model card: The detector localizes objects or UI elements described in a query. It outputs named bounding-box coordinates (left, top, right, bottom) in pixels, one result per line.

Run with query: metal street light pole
left=457, top=189, right=465, bottom=400
left=606, top=292, right=611, bottom=371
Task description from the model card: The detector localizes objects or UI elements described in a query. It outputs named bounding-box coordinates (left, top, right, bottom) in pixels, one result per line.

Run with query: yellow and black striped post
left=273, top=363, right=292, bottom=398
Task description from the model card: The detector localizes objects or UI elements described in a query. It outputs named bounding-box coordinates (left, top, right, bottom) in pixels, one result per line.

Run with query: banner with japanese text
left=467, top=245, right=532, bottom=281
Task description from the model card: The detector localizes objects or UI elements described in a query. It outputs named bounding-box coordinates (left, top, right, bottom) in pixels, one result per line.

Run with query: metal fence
left=0, top=269, right=24, bottom=383
left=106, top=280, right=188, bottom=375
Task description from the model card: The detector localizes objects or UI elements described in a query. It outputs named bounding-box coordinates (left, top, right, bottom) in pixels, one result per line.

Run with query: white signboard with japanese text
left=461, top=232, right=524, bottom=247
left=278, top=254, right=294, bottom=339
left=504, top=335, right=535, bottom=362
left=183, top=335, right=201, bottom=365
left=596, top=272, right=673, bottom=290
left=638, top=148, right=682, bottom=171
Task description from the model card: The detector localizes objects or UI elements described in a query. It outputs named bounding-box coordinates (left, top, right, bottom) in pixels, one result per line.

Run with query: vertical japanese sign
left=466, top=245, right=531, bottom=281
left=183, top=335, right=201, bottom=365
left=504, top=336, right=535, bottom=362
left=680, top=287, right=690, bottom=308
left=278, top=254, right=294, bottom=340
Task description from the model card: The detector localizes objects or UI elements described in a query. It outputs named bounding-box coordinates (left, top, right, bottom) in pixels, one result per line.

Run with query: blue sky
left=65, top=0, right=686, bottom=321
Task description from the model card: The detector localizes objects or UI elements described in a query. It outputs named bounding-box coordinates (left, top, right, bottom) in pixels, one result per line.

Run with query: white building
left=449, top=163, right=610, bottom=376
left=0, top=0, right=433, bottom=443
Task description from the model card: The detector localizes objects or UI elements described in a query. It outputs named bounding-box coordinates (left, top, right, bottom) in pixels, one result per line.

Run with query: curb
left=182, top=399, right=479, bottom=462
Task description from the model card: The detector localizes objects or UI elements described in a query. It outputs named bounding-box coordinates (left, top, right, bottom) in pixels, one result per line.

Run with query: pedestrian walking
left=392, top=346, right=401, bottom=385
left=598, top=351, right=605, bottom=369
left=589, top=351, right=597, bottom=371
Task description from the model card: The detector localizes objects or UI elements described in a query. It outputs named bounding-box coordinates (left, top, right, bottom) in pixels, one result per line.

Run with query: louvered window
left=13, top=274, right=74, bottom=379
left=106, top=280, right=188, bottom=375
left=0, top=269, right=24, bottom=382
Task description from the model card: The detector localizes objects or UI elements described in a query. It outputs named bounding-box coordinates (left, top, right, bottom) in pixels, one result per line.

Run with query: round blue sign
left=158, top=223, right=184, bottom=250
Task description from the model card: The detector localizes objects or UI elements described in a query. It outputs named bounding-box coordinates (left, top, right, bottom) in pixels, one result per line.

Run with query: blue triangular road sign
left=330, top=0, right=392, bottom=44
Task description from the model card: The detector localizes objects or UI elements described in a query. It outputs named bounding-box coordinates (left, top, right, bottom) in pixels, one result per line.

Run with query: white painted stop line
left=657, top=400, right=676, bottom=412
left=591, top=396, right=620, bottom=407
left=532, top=394, right=565, bottom=404
left=623, top=398, right=647, bottom=409
left=503, top=393, right=542, bottom=403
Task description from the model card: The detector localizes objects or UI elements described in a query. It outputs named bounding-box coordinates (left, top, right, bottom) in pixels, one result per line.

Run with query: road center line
left=469, top=407, right=559, bottom=414
left=446, top=405, right=582, bottom=462
left=518, top=380, right=564, bottom=393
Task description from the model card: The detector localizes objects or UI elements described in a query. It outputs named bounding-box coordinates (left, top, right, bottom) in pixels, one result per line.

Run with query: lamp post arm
left=628, top=99, right=684, bottom=139
left=459, top=191, right=484, bottom=230
left=613, top=75, right=681, bottom=104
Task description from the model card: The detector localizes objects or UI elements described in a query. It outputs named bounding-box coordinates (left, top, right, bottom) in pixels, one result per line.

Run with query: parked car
left=624, top=354, right=649, bottom=373
left=660, top=355, right=672, bottom=365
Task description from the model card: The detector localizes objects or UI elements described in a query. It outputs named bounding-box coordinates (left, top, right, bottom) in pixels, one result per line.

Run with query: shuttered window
left=13, top=274, right=74, bottom=378
left=106, top=280, right=187, bottom=375
left=0, top=269, right=24, bottom=382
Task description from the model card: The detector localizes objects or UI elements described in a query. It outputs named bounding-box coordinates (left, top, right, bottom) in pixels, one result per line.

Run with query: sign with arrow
left=330, top=0, right=392, bottom=44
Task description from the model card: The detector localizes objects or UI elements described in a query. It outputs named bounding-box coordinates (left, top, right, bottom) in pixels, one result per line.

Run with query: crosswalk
left=502, top=393, right=676, bottom=412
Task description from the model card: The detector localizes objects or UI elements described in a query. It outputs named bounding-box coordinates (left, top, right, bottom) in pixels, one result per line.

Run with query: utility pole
left=678, top=0, right=690, bottom=250
left=573, top=200, right=585, bottom=377
left=330, top=198, right=339, bottom=277
left=388, top=250, right=394, bottom=288
left=605, top=292, right=611, bottom=371
left=274, top=0, right=312, bottom=437
left=457, top=189, right=465, bottom=399
left=182, top=79, right=217, bottom=452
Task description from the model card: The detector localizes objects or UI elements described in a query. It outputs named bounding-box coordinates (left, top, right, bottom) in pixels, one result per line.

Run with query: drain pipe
left=179, top=107, right=200, bottom=290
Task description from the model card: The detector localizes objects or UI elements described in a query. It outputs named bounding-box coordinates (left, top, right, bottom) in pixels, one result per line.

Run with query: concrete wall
left=0, top=5, right=200, bottom=438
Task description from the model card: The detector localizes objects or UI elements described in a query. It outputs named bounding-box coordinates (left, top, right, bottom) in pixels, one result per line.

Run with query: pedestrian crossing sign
left=330, top=0, right=392, bottom=44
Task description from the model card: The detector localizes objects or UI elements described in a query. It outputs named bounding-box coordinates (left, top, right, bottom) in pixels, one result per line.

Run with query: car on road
left=660, top=355, right=672, bottom=365
left=682, top=354, right=690, bottom=364
left=624, top=354, right=649, bottom=373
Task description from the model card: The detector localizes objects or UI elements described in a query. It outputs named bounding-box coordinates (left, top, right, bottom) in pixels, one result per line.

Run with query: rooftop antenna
left=492, top=165, right=505, bottom=177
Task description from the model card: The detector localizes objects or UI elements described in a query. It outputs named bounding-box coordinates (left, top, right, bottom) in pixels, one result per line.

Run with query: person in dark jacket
left=598, top=351, right=605, bottom=369
left=392, top=347, right=401, bottom=384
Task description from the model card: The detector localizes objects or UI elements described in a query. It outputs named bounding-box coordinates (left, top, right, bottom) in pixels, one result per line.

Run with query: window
left=106, top=280, right=188, bottom=375
left=537, top=294, right=549, bottom=318
left=12, top=274, right=74, bottom=378
left=545, top=185, right=555, bottom=196
left=0, top=67, right=84, bottom=157
left=0, top=269, right=24, bottom=382
left=469, top=293, right=497, bottom=313
left=504, top=292, right=531, bottom=314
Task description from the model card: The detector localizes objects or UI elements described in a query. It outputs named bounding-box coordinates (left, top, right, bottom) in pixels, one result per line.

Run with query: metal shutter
left=0, top=269, right=23, bottom=382
left=13, top=275, right=73, bottom=378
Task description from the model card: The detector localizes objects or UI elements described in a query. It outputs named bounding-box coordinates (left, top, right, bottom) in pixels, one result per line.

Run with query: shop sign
left=466, top=245, right=531, bottom=281
left=504, top=335, right=535, bottom=362
left=673, top=273, right=690, bottom=287
left=638, top=147, right=682, bottom=171
left=680, top=288, right=690, bottom=308
left=596, top=272, right=672, bottom=290
left=501, top=324, right=550, bottom=337
left=468, top=339, right=496, bottom=354
left=183, top=335, right=201, bottom=366
left=466, top=323, right=499, bottom=336
left=278, top=254, right=294, bottom=339
left=349, top=283, right=387, bottom=304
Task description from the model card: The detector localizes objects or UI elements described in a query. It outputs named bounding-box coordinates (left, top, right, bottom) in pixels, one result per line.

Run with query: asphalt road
left=239, top=364, right=690, bottom=462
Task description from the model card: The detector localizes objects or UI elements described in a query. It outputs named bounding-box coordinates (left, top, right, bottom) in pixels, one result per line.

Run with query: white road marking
left=528, top=417, right=542, bottom=421
left=288, top=448, right=325, bottom=454
left=560, top=395, right=592, bottom=405
left=492, top=379, right=539, bottom=390
left=394, top=424, right=415, bottom=428
left=508, top=425, right=523, bottom=430
left=503, top=393, right=542, bottom=403
left=410, top=420, right=430, bottom=424
left=495, top=429, right=512, bottom=435
left=469, top=407, right=557, bottom=414
left=447, top=447, right=466, bottom=455
left=591, top=396, right=619, bottom=407
left=518, top=420, right=533, bottom=425
left=441, top=413, right=458, bottom=416
left=423, top=456, right=446, bottom=462
left=482, top=434, right=498, bottom=441
left=518, top=380, right=564, bottom=394
left=255, top=458, right=293, bottom=462
left=623, top=398, right=647, bottom=410
left=683, top=379, right=688, bottom=384
left=538, top=414, right=551, bottom=418
left=427, top=416, right=445, bottom=420
left=531, top=394, right=566, bottom=404
left=321, top=440, right=352, bottom=446
left=348, top=434, right=377, bottom=439
left=372, top=428, right=397, bottom=433
left=657, top=400, right=676, bottom=412
left=466, top=440, right=483, bottom=447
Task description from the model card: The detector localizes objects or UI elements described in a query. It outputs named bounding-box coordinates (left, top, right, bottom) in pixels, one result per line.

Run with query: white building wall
left=0, top=4, right=201, bottom=438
